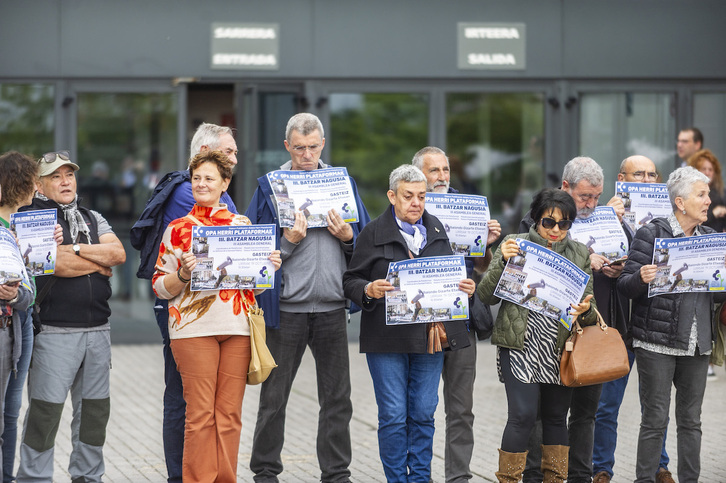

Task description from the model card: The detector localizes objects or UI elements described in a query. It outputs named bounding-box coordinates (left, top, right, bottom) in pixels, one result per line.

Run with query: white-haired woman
left=618, top=166, right=726, bottom=482
left=343, top=165, right=474, bottom=482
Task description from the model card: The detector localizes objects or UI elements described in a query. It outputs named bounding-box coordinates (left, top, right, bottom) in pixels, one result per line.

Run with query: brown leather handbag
left=559, top=309, right=630, bottom=387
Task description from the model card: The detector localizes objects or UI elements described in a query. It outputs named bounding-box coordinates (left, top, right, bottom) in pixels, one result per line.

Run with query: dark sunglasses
left=540, top=217, right=573, bottom=230
left=39, top=150, right=71, bottom=164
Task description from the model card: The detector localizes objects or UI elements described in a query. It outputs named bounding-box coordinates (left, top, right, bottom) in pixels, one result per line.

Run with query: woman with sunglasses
left=477, top=188, right=597, bottom=482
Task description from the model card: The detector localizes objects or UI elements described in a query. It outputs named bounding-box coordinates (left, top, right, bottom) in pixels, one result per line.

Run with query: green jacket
left=710, top=303, right=725, bottom=367
left=476, top=227, right=598, bottom=353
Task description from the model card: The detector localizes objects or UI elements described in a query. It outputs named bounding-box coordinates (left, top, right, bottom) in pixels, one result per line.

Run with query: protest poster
left=493, top=239, right=590, bottom=330
left=0, top=227, right=27, bottom=285
left=425, top=193, right=490, bottom=256
left=569, top=206, right=628, bottom=262
left=10, top=209, right=57, bottom=276
left=649, top=233, right=726, bottom=297
left=385, top=255, right=469, bottom=325
left=266, top=167, right=359, bottom=228
left=615, top=182, right=671, bottom=234
left=190, top=224, right=277, bottom=291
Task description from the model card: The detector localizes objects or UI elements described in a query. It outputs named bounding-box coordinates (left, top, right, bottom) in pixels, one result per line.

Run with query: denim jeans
left=251, top=309, right=352, bottom=483
left=367, top=351, right=444, bottom=483
left=592, top=349, right=670, bottom=479
left=2, top=309, right=32, bottom=483
left=634, top=347, right=708, bottom=483
left=567, top=383, right=602, bottom=483
left=154, top=298, right=185, bottom=483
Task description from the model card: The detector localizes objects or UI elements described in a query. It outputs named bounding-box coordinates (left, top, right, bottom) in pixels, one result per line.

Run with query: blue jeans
left=3, top=310, right=32, bottom=483
left=367, top=351, right=444, bottom=483
left=251, top=309, right=352, bottom=483
left=634, top=347, right=707, bottom=483
left=593, top=349, right=669, bottom=478
left=154, top=298, right=185, bottom=483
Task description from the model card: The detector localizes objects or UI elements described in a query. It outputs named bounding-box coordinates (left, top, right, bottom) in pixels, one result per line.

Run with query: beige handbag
left=246, top=302, right=277, bottom=385
left=559, top=309, right=630, bottom=387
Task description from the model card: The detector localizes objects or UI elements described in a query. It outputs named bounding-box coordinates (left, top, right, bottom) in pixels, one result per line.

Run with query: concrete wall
left=2, top=0, right=724, bottom=80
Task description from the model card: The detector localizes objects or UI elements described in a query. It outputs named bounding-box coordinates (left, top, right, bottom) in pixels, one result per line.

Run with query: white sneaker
left=708, top=364, right=717, bottom=380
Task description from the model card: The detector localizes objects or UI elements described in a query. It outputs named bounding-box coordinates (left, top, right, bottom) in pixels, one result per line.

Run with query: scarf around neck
left=36, top=192, right=91, bottom=244
left=392, top=206, right=427, bottom=255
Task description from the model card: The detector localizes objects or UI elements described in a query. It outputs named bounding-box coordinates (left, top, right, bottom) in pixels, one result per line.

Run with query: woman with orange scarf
left=153, top=150, right=281, bottom=482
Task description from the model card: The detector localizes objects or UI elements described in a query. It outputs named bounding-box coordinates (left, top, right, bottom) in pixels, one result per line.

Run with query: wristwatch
left=73, top=244, right=81, bottom=256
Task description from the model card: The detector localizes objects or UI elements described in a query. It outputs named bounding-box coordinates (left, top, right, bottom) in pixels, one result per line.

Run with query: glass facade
left=0, top=83, right=54, bottom=155
left=580, top=92, right=676, bottom=199
left=76, top=92, right=179, bottom=299
left=694, top=92, right=726, bottom=163
left=330, top=93, right=429, bottom=218
left=446, top=92, right=546, bottom=236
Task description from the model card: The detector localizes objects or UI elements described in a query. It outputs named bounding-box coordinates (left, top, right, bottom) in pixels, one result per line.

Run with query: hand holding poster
left=0, top=227, right=26, bottom=285
left=385, top=255, right=469, bottom=325
left=424, top=193, right=490, bottom=256
left=10, top=209, right=58, bottom=276
left=649, top=233, right=726, bottom=297
left=569, top=206, right=628, bottom=262
left=615, top=182, right=671, bottom=234
left=267, top=167, right=359, bottom=228
left=493, top=239, right=590, bottom=330
left=190, top=224, right=277, bottom=291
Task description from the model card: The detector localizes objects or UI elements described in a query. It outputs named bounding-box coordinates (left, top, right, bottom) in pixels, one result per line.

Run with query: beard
left=429, top=181, right=449, bottom=193
left=577, top=207, right=596, bottom=218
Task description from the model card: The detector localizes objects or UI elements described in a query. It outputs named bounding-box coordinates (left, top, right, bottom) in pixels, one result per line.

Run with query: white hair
left=562, top=156, right=604, bottom=188
left=667, top=166, right=710, bottom=210
left=389, top=165, right=427, bottom=192
left=285, top=113, right=324, bottom=142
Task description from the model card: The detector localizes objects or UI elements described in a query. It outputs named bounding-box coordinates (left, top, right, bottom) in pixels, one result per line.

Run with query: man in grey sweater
left=245, top=113, right=370, bottom=483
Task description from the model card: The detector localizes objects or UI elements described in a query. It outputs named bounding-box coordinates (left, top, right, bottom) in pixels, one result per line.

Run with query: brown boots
left=541, top=445, right=569, bottom=483
left=495, top=448, right=527, bottom=483
left=495, top=445, right=568, bottom=483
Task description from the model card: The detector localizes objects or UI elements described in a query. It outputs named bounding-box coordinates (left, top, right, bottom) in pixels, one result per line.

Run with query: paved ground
left=13, top=298, right=726, bottom=482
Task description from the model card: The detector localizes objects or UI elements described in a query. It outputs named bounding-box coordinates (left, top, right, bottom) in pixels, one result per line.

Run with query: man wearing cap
left=17, top=152, right=126, bottom=483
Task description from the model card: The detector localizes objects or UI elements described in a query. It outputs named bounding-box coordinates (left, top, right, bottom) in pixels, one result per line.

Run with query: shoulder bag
left=245, top=300, right=277, bottom=385
left=559, top=308, right=630, bottom=387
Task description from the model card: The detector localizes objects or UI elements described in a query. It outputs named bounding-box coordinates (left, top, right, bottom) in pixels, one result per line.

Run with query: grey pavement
left=12, top=298, right=726, bottom=482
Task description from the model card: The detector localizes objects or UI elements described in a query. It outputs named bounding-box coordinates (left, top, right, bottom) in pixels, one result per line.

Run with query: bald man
left=592, top=155, right=673, bottom=483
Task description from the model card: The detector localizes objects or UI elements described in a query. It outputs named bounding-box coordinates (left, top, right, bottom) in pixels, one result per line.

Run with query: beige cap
left=38, top=153, right=80, bottom=177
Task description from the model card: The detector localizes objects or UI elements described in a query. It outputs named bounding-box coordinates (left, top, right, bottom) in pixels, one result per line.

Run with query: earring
left=682, top=210, right=687, bottom=214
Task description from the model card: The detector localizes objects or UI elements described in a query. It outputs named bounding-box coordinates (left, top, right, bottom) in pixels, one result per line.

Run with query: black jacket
left=23, top=198, right=113, bottom=328
left=617, top=217, right=726, bottom=349
left=344, top=207, right=471, bottom=354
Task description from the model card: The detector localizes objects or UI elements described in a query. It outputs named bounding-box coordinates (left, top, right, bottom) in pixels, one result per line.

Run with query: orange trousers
left=171, top=335, right=251, bottom=483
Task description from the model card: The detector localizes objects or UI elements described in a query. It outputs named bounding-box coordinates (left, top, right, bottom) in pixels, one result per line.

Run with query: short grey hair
left=389, top=165, right=427, bottom=192
left=285, top=113, right=324, bottom=142
left=411, top=146, right=448, bottom=170
left=666, top=166, right=710, bottom=210
left=189, top=123, right=234, bottom=158
left=562, top=156, right=604, bottom=188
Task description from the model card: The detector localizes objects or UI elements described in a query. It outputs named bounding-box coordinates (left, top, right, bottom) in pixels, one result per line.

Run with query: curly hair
left=687, top=148, right=723, bottom=193
left=0, top=151, right=39, bottom=209
left=188, top=150, right=234, bottom=181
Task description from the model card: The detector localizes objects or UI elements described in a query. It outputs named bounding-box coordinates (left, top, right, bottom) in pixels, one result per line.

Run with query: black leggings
left=499, top=348, right=573, bottom=453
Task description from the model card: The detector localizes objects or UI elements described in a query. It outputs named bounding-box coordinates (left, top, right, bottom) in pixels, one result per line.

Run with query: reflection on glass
left=0, top=83, right=55, bottom=155
left=256, top=92, right=298, bottom=176
left=77, top=92, right=178, bottom=300
left=694, top=93, right=726, bottom=165
left=330, top=93, right=428, bottom=217
left=580, top=92, right=676, bottom=199
left=446, top=92, right=546, bottom=237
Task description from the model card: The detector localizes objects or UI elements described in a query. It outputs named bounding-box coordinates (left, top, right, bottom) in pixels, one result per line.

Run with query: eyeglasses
left=39, top=150, right=71, bottom=164
left=540, top=217, right=573, bottom=231
left=622, top=171, right=658, bottom=181
left=291, top=144, right=322, bottom=154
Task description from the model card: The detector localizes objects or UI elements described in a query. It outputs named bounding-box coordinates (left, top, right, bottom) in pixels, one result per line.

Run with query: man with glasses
left=245, top=113, right=370, bottom=483
left=592, top=155, right=674, bottom=483
left=519, top=156, right=624, bottom=483
left=17, top=152, right=126, bottom=483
